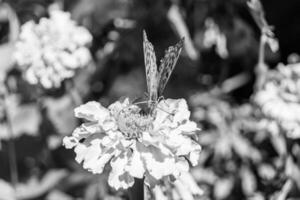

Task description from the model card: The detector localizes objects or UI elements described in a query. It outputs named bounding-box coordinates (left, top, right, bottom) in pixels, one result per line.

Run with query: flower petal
left=108, top=152, right=134, bottom=190
left=74, top=101, right=110, bottom=122
left=74, top=139, right=115, bottom=174
left=136, top=142, right=177, bottom=180
left=126, top=142, right=145, bottom=179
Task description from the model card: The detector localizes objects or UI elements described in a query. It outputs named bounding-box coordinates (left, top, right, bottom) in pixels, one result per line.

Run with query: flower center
left=116, top=105, right=153, bottom=139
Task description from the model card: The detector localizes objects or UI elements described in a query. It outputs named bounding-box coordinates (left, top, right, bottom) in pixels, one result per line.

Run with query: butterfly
left=116, top=32, right=184, bottom=139
left=143, top=30, right=184, bottom=114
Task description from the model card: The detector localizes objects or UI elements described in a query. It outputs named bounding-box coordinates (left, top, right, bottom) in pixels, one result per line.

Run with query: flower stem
left=66, top=80, right=82, bottom=106
left=3, top=89, right=18, bottom=188
left=128, top=178, right=144, bottom=200
left=255, top=33, right=268, bottom=91
left=7, top=133, right=18, bottom=188
left=69, top=86, right=82, bottom=106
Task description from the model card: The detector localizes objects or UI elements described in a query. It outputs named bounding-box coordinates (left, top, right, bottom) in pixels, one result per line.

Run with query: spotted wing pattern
left=143, top=31, right=158, bottom=106
left=158, top=38, right=184, bottom=97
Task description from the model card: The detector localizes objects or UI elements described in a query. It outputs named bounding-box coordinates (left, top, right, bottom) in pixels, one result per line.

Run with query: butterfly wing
left=158, top=37, right=184, bottom=97
left=143, top=31, right=158, bottom=106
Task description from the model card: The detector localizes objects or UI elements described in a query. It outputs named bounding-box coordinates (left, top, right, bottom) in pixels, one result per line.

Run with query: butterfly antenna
left=134, top=100, right=149, bottom=105
left=156, top=106, right=175, bottom=116
left=134, top=100, right=158, bottom=105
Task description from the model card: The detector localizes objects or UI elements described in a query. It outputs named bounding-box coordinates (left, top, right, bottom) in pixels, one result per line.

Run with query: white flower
left=254, top=63, right=300, bottom=138
left=63, top=98, right=201, bottom=190
left=14, top=10, right=92, bottom=89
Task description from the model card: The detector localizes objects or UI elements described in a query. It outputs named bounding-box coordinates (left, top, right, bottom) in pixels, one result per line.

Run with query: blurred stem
left=3, top=2, right=20, bottom=42
left=69, top=86, right=82, bottom=105
left=67, top=79, right=82, bottom=106
left=3, top=87, right=18, bottom=188
left=0, top=3, right=20, bottom=188
left=258, top=34, right=265, bottom=66
left=255, top=33, right=267, bottom=91
left=128, top=178, right=144, bottom=200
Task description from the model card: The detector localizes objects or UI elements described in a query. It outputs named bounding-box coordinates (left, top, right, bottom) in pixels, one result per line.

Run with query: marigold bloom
left=63, top=98, right=201, bottom=190
left=14, top=10, right=92, bottom=89
left=254, top=63, right=300, bottom=138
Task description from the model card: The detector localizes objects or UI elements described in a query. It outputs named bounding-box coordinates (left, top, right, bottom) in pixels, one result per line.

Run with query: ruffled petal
left=136, top=142, right=177, bottom=180
left=73, top=138, right=116, bottom=174
left=62, top=136, right=78, bottom=149
left=177, top=121, right=199, bottom=133
left=74, top=101, right=110, bottom=122
left=126, top=144, right=145, bottom=179
left=188, top=146, right=201, bottom=166
left=108, top=152, right=134, bottom=190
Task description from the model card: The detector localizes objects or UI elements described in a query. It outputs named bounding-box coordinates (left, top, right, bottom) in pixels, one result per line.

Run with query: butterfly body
left=143, top=31, right=184, bottom=115
left=116, top=105, right=153, bottom=139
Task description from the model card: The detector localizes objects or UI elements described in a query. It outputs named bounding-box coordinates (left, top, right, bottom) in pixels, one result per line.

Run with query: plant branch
left=3, top=88, right=18, bottom=188
left=255, top=33, right=268, bottom=91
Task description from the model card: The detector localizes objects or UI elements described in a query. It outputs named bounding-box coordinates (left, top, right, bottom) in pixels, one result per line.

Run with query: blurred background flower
left=14, top=9, right=92, bottom=89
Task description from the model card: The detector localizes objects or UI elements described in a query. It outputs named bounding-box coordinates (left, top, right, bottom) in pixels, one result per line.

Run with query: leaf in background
left=0, top=3, right=20, bottom=81
left=44, top=95, right=77, bottom=136
left=270, top=133, right=287, bottom=157
left=167, top=4, right=199, bottom=60
left=191, top=168, right=217, bottom=185
left=249, top=192, right=265, bottom=200
left=215, top=135, right=232, bottom=158
left=258, top=164, right=276, bottom=180
left=0, top=94, right=40, bottom=139
left=72, top=65, right=96, bottom=99
left=178, top=172, right=204, bottom=196
left=214, top=177, right=234, bottom=200
left=0, top=43, right=14, bottom=82
left=104, top=196, right=123, bottom=200
left=285, top=156, right=300, bottom=189
left=174, top=180, right=194, bottom=200
left=46, top=190, right=72, bottom=200
left=71, top=0, right=129, bottom=28
left=240, top=166, right=257, bottom=196
left=231, top=133, right=262, bottom=162
left=16, top=169, right=68, bottom=199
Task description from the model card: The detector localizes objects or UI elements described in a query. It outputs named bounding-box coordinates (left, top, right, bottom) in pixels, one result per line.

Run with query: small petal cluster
left=63, top=98, right=201, bottom=190
left=203, top=18, right=228, bottom=59
left=247, top=0, right=279, bottom=53
left=254, top=63, right=300, bottom=138
left=14, top=10, right=92, bottom=89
